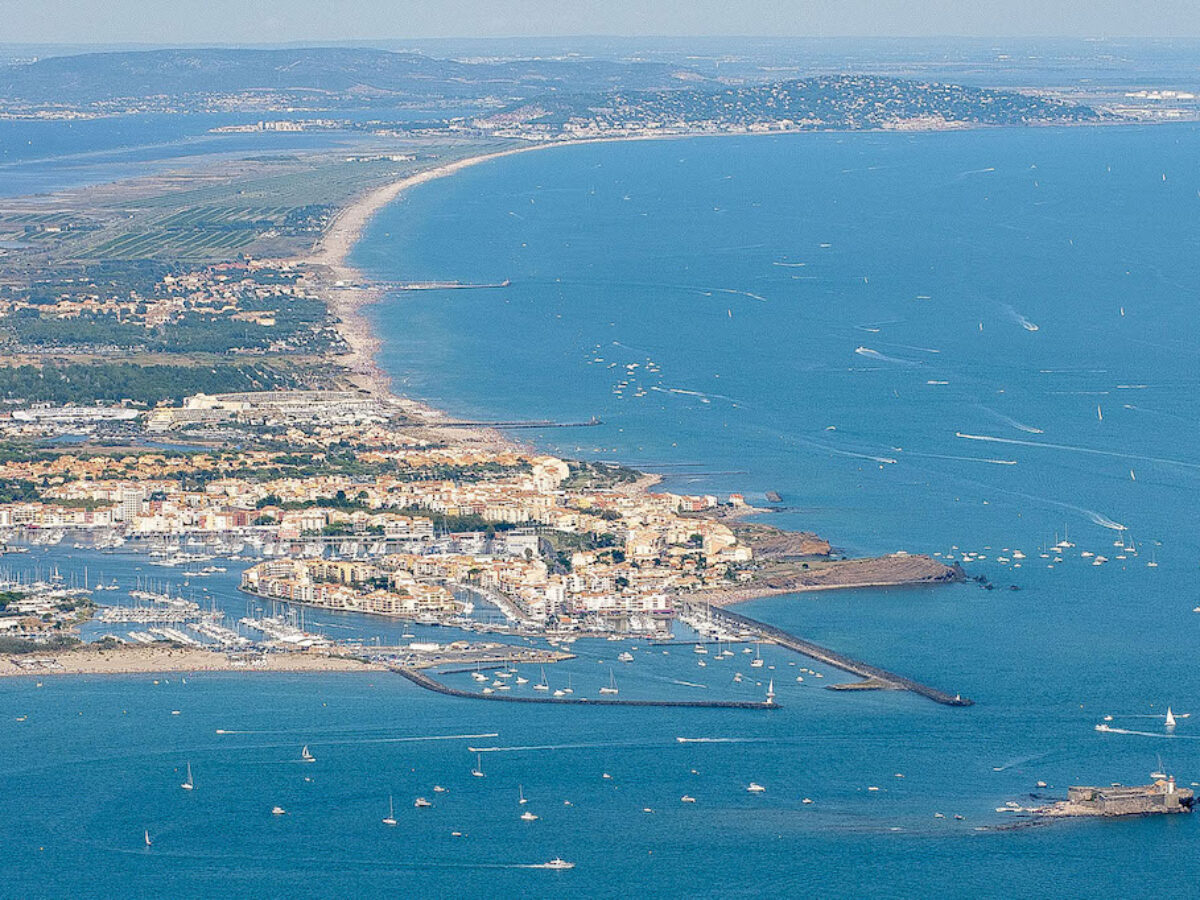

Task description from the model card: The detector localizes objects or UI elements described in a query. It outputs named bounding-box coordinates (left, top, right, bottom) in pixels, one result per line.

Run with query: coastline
left=301, top=134, right=963, bottom=593
left=305, top=141, right=580, bottom=411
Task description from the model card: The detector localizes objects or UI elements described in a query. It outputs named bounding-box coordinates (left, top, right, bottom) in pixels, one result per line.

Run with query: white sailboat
left=1165, top=708, right=1177, bottom=729
left=563, top=675, right=574, bottom=695
left=180, top=761, right=194, bottom=791
left=766, top=679, right=776, bottom=705
left=471, top=753, right=485, bottom=778
left=533, top=667, right=550, bottom=692
left=1151, top=755, right=1168, bottom=781
left=144, top=829, right=153, bottom=847
left=301, top=745, right=315, bottom=763
left=519, top=785, right=528, bottom=805
left=750, top=643, right=764, bottom=668
left=599, top=669, right=619, bottom=695
left=382, top=795, right=397, bottom=826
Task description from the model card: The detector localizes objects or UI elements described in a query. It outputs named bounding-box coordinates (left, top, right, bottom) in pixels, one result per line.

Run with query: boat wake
left=880, top=341, right=940, bottom=354
left=990, top=750, right=1056, bottom=771
left=675, top=737, right=768, bottom=744
left=671, top=680, right=707, bottom=688
left=714, top=287, right=768, bottom=302
left=468, top=741, right=645, bottom=754
left=980, top=407, right=1045, bottom=434
left=854, top=346, right=919, bottom=366
left=955, top=432, right=1200, bottom=473
left=1002, top=305, right=1040, bottom=332
left=904, top=451, right=1017, bottom=466
left=790, top=435, right=897, bottom=465
left=1095, top=726, right=1197, bottom=740
left=650, top=386, right=740, bottom=406
left=216, top=730, right=500, bottom=744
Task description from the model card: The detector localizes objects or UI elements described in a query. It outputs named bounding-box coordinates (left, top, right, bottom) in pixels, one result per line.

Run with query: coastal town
left=0, top=381, right=957, bottom=636
left=1, top=34, right=1197, bottom=896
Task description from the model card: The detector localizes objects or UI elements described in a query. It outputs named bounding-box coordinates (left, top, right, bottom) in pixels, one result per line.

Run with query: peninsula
left=0, top=56, right=978, bottom=689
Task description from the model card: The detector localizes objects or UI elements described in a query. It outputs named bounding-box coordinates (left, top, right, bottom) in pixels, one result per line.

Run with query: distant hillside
left=480, top=75, right=1106, bottom=132
left=0, top=47, right=708, bottom=106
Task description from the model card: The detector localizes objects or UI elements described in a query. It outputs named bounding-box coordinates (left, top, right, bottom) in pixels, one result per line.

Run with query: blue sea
left=5, top=124, right=1200, bottom=897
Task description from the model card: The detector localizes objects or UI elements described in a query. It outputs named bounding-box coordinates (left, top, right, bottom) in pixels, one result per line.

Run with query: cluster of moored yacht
left=149, top=744, right=575, bottom=869
left=933, top=531, right=1160, bottom=571
left=472, top=664, right=618, bottom=697
left=468, top=641, right=817, bottom=698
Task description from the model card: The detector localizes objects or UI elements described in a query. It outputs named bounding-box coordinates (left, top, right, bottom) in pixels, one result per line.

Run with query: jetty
left=689, top=603, right=973, bottom=707
left=429, top=417, right=603, bottom=430
left=392, top=666, right=778, bottom=710
left=381, top=279, right=511, bottom=291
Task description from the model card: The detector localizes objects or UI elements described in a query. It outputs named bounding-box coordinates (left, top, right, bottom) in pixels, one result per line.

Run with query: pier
left=689, top=603, right=973, bottom=707
left=392, top=666, right=779, bottom=710
left=427, top=417, right=603, bottom=430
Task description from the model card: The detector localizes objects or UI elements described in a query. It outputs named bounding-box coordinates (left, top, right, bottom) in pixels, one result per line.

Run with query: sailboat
left=1147, top=551, right=1159, bottom=568
left=599, top=670, right=619, bottom=695
left=750, top=643, right=764, bottom=668
left=301, top=745, right=316, bottom=763
left=533, top=668, right=550, bottom=692
left=1151, top=755, right=1168, bottom=781
left=766, top=679, right=776, bottom=705
left=519, top=785, right=528, bottom=805
left=471, top=753, right=485, bottom=778
left=382, top=795, right=397, bottom=826
left=1165, top=708, right=1177, bottom=729
left=144, top=830, right=153, bottom=847
left=563, top=675, right=574, bottom=695
left=180, top=761, right=194, bottom=791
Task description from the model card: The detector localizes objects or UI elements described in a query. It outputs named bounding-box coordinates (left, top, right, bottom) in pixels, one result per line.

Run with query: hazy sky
left=3, top=0, right=1199, bottom=44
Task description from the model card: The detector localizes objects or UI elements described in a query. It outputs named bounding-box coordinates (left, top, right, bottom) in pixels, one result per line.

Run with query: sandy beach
left=0, top=645, right=385, bottom=678
left=306, top=142, right=567, bottom=406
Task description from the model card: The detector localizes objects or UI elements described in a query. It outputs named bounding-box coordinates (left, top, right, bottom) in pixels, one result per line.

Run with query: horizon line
left=4, top=34, right=1200, bottom=49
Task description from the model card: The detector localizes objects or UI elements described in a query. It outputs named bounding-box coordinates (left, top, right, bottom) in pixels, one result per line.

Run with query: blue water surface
left=5, top=125, right=1200, bottom=897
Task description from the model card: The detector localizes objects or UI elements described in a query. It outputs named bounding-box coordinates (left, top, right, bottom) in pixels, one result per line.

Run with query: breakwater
left=691, top=604, right=973, bottom=707
left=392, top=666, right=779, bottom=710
